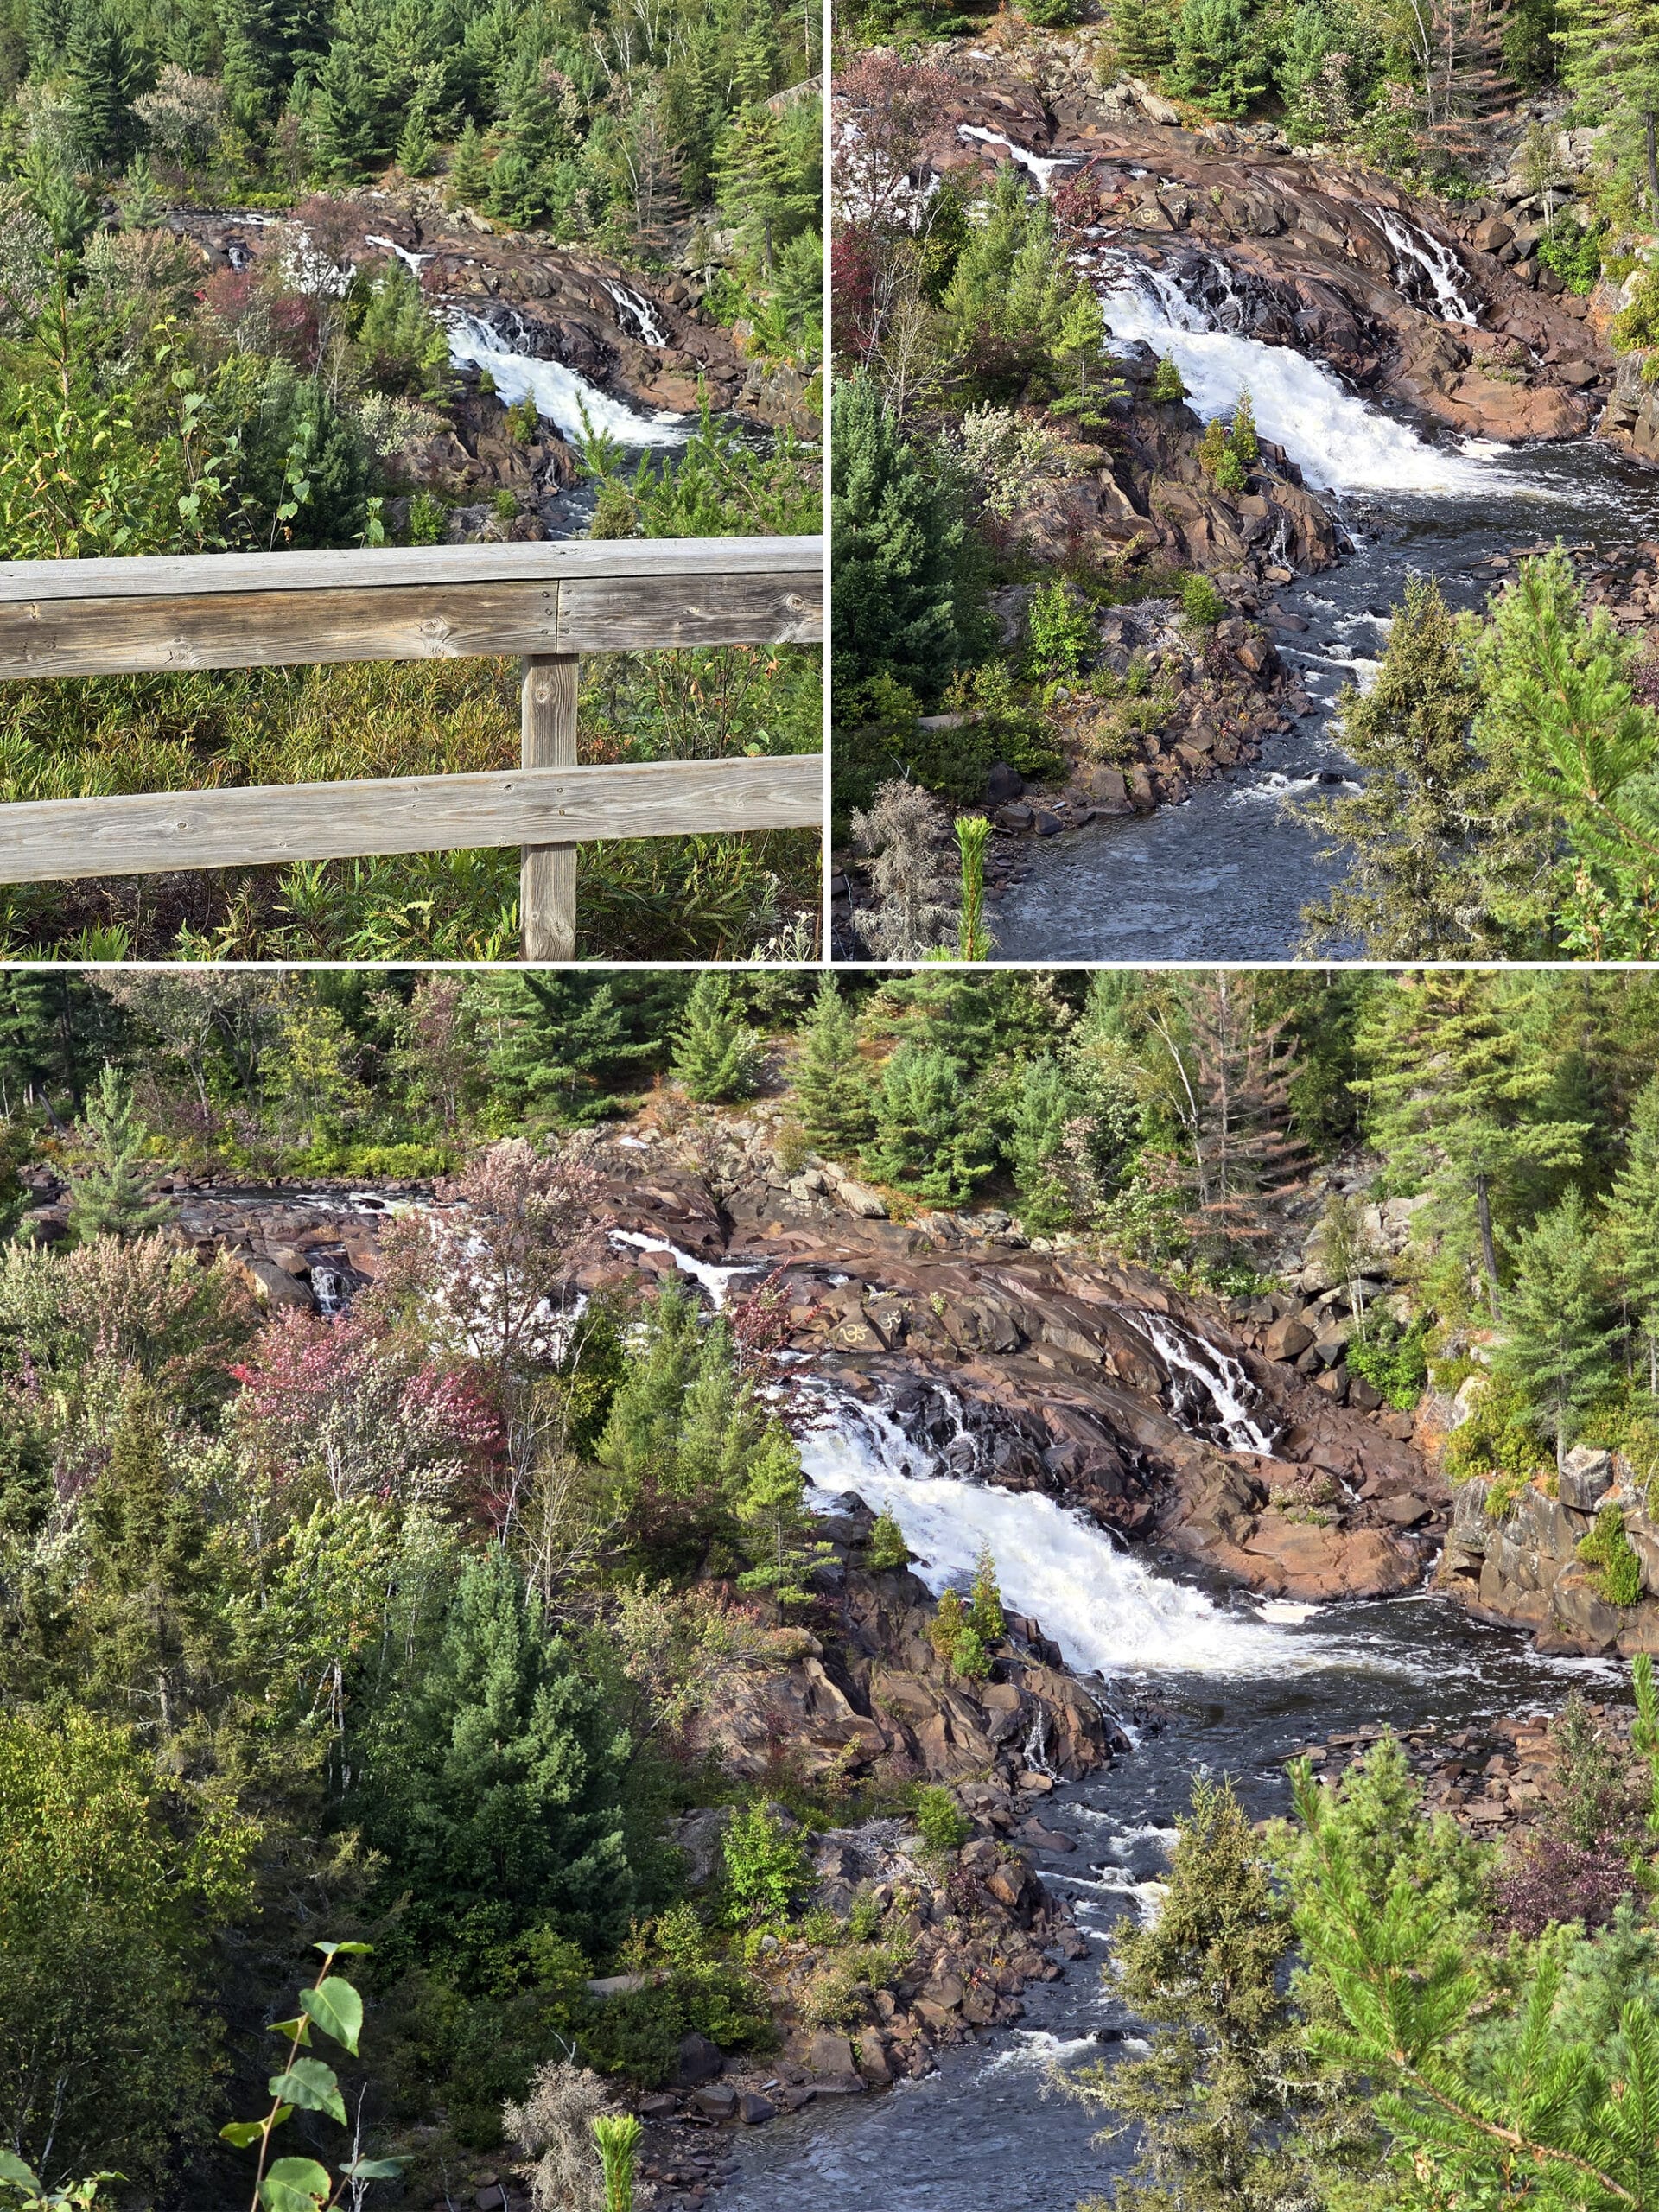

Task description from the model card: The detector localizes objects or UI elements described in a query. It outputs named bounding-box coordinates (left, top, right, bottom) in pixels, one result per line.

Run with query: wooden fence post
left=519, top=652, right=580, bottom=961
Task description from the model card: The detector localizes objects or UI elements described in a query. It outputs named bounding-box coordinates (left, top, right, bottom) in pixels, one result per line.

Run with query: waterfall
left=798, top=1390, right=1307, bottom=1676
left=608, top=1230, right=765, bottom=1310
left=603, top=279, right=670, bottom=347
left=442, top=308, right=688, bottom=447
left=957, top=124, right=1081, bottom=194
left=1375, top=210, right=1479, bottom=326
left=364, top=233, right=437, bottom=281
left=1128, top=1312, right=1279, bottom=1455
left=1084, top=247, right=1493, bottom=494
left=311, top=1266, right=345, bottom=1317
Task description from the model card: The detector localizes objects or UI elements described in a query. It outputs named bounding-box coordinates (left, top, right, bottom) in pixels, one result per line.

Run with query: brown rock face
left=900, top=55, right=1611, bottom=444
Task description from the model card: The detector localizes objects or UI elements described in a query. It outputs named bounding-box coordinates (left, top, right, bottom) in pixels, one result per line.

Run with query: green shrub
left=1345, top=1315, right=1431, bottom=1410
left=1213, top=446, right=1246, bottom=493
left=1151, top=353, right=1187, bottom=402
left=508, top=397, right=540, bottom=444
left=950, top=1625, right=990, bottom=1679
left=913, top=1785, right=971, bottom=1852
left=867, top=1506, right=908, bottom=1568
left=1443, top=1374, right=1548, bottom=1486
left=1577, top=1502, right=1643, bottom=1607
left=1612, top=262, right=1659, bottom=352
left=1026, top=581, right=1096, bottom=678
left=927, top=1586, right=968, bottom=1661
left=720, top=1803, right=811, bottom=1924
left=406, top=488, right=447, bottom=543
left=1537, top=216, right=1605, bottom=296
left=1181, top=573, right=1227, bottom=629
left=969, top=1541, right=1004, bottom=1640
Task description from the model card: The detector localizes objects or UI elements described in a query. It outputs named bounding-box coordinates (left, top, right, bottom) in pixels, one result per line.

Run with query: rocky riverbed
left=836, top=25, right=1659, bottom=959
left=35, top=1112, right=1656, bottom=2199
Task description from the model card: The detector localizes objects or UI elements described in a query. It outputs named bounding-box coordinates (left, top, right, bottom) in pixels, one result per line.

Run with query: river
left=718, top=1354, right=1623, bottom=2211
left=989, top=252, right=1659, bottom=962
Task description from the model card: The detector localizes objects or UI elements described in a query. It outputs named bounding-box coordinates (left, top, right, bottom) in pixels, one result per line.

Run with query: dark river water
left=721, top=1585, right=1618, bottom=2211
left=990, top=435, right=1659, bottom=964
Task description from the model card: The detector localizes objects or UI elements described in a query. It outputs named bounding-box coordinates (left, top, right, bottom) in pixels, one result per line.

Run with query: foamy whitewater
left=1080, top=248, right=1493, bottom=495
left=798, top=1390, right=1320, bottom=1679
left=442, top=308, right=687, bottom=446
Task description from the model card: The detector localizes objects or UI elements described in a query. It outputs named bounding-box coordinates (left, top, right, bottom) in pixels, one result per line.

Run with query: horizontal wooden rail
left=0, top=756, right=823, bottom=880
left=0, top=535, right=825, bottom=959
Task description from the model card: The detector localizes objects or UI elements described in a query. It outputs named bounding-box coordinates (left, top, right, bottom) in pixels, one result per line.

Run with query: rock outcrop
left=1440, top=1446, right=1659, bottom=1657
left=894, top=39, right=1612, bottom=442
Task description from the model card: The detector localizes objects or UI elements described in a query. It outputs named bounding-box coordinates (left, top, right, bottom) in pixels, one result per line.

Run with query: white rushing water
left=1129, top=1311, right=1280, bottom=1453
left=1376, top=209, right=1479, bottom=325
left=1082, top=248, right=1492, bottom=494
left=798, top=1390, right=1309, bottom=1677
left=442, top=308, right=687, bottom=446
left=957, top=124, right=1080, bottom=194
left=608, top=1230, right=764, bottom=1310
left=603, top=278, right=669, bottom=347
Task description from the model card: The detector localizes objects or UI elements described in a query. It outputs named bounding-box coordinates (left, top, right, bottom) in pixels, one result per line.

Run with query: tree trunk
left=1647, top=111, right=1658, bottom=217
left=1476, top=1172, right=1502, bottom=1319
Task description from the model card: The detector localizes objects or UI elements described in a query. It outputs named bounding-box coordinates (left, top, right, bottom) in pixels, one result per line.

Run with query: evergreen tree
left=794, top=976, right=873, bottom=1152
left=76, top=1389, right=220, bottom=1745
left=346, top=1548, right=639, bottom=1967
left=594, top=1280, right=704, bottom=1513
left=61, top=0, right=137, bottom=168
left=355, top=260, right=450, bottom=397
left=1357, top=975, right=1589, bottom=1317
left=671, top=975, right=761, bottom=1103
left=447, top=115, right=492, bottom=207
left=1557, top=0, right=1659, bottom=213
left=1159, top=975, right=1309, bottom=1261
left=1470, top=548, right=1659, bottom=958
left=65, top=1065, right=168, bottom=1243
left=1009, top=1054, right=1077, bottom=1236
left=1611, top=1071, right=1659, bottom=1390
left=1301, top=575, right=1509, bottom=958
left=863, top=1043, right=990, bottom=1205
left=1071, top=1777, right=1315, bottom=2208
left=830, top=370, right=967, bottom=707
left=395, top=74, right=438, bottom=176
left=1110, top=0, right=1177, bottom=75
left=485, top=975, right=668, bottom=1125
left=217, top=0, right=281, bottom=130
left=1493, top=1190, right=1623, bottom=1465
left=308, top=35, right=380, bottom=181
left=732, top=1426, right=834, bottom=1606
left=1167, top=0, right=1271, bottom=115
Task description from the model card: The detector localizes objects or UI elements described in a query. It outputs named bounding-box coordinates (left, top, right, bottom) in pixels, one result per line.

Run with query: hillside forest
left=830, top=0, right=1659, bottom=958
left=11, top=966, right=1659, bottom=2204
left=0, top=0, right=822, bottom=962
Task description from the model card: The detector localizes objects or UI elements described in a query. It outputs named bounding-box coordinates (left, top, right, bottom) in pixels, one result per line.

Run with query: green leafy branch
left=219, top=1942, right=403, bottom=2212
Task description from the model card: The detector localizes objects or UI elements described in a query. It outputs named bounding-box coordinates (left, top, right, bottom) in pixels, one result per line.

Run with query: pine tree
left=1110, top=0, right=1177, bottom=75
left=77, top=1389, right=218, bottom=1745
left=969, top=1543, right=1003, bottom=1641
left=1470, top=548, right=1659, bottom=958
left=1557, top=0, right=1659, bottom=213
left=217, top=0, right=281, bottom=131
left=447, top=116, right=492, bottom=208
left=1609, top=1071, right=1659, bottom=1390
left=308, top=36, right=380, bottom=180
left=1167, top=0, right=1271, bottom=116
left=733, top=1427, right=834, bottom=1606
left=830, top=370, right=966, bottom=705
left=395, top=81, right=437, bottom=177
left=66, top=1065, right=168, bottom=1243
left=794, top=977, right=873, bottom=1151
left=863, top=1043, right=989, bottom=1205
left=61, top=0, right=137, bottom=168
left=1301, top=575, right=1508, bottom=958
left=1157, top=976, right=1309, bottom=1262
left=671, top=976, right=761, bottom=1103
left=1010, top=1055, right=1077, bottom=1236
left=1493, top=1189, right=1624, bottom=1469
left=346, top=1548, right=639, bottom=1962
left=485, top=976, right=664, bottom=1125
left=1356, top=974, right=1590, bottom=1317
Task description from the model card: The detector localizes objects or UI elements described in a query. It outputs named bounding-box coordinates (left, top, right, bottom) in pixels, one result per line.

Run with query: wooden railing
left=0, top=535, right=824, bottom=961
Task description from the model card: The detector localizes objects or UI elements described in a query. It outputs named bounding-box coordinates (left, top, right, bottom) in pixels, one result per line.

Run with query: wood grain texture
left=0, top=754, right=824, bottom=882
left=520, top=653, right=579, bottom=963
left=556, top=570, right=822, bottom=651
left=0, top=569, right=823, bottom=678
left=0, top=536, right=824, bottom=603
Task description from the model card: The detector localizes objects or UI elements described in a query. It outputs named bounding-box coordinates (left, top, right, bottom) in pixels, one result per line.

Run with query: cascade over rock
left=894, top=53, right=1611, bottom=447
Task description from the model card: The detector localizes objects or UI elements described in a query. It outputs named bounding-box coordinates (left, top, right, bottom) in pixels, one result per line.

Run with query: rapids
left=988, top=201, right=1659, bottom=960
left=729, top=1348, right=1625, bottom=2210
